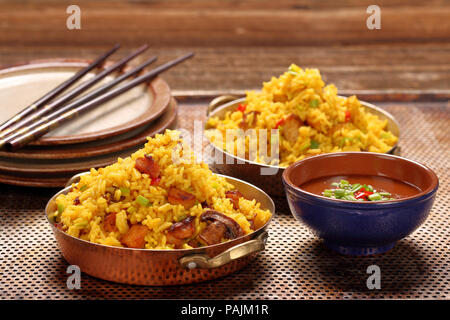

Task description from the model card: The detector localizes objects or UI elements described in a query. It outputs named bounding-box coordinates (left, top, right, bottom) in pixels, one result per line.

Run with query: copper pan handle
left=179, top=231, right=268, bottom=269
left=207, top=95, right=240, bottom=116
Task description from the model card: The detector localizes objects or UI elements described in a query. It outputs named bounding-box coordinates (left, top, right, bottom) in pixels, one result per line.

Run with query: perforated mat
left=1, top=100, right=448, bottom=299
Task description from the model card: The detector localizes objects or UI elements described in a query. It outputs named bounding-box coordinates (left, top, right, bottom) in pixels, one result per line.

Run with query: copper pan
left=45, top=173, right=275, bottom=286
left=204, top=95, right=401, bottom=197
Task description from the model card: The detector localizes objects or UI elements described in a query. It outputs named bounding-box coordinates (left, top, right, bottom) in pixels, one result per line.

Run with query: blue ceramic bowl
left=282, top=152, right=439, bottom=255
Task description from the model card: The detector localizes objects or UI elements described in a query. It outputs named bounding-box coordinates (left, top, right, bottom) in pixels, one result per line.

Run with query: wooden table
left=0, top=0, right=449, bottom=96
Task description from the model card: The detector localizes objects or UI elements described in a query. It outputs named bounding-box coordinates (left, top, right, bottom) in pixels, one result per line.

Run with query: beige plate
left=0, top=60, right=171, bottom=145
left=0, top=97, right=178, bottom=160
left=205, top=95, right=401, bottom=197
left=46, top=173, right=275, bottom=286
left=0, top=98, right=178, bottom=186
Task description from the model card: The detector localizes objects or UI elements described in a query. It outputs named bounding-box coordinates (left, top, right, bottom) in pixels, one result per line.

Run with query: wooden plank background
left=0, top=0, right=449, bottom=96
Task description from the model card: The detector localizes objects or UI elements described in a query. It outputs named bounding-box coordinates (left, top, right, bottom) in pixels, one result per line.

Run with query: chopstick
left=0, top=43, right=120, bottom=134
left=1, top=55, right=158, bottom=147
left=0, top=44, right=149, bottom=142
left=5, top=52, right=194, bottom=151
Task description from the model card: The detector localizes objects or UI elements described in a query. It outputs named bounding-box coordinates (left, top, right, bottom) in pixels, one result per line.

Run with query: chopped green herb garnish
left=368, top=193, right=382, bottom=201
left=323, top=190, right=334, bottom=197
left=339, top=137, right=349, bottom=148
left=331, top=182, right=340, bottom=187
left=351, top=184, right=363, bottom=193
left=309, top=99, right=320, bottom=108
left=120, top=187, right=130, bottom=195
left=57, top=203, right=65, bottom=215
left=300, top=141, right=310, bottom=151
left=333, top=189, right=346, bottom=197
left=310, top=139, right=320, bottom=149
left=136, top=195, right=150, bottom=207
left=74, top=221, right=88, bottom=229
left=79, top=185, right=87, bottom=191
left=321, top=180, right=394, bottom=202
left=343, top=194, right=357, bottom=201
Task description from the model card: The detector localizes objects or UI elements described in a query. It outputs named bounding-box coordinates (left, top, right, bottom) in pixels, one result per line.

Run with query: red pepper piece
left=355, top=192, right=366, bottom=200
left=274, top=118, right=285, bottom=129
left=237, top=104, right=247, bottom=112
left=345, top=110, right=351, bottom=122
left=356, top=190, right=374, bottom=201
left=151, top=177, right=161, bottom=186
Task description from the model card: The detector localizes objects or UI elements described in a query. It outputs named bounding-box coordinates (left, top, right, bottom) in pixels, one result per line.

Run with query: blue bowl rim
left=282, top=152, right=439, bottom=209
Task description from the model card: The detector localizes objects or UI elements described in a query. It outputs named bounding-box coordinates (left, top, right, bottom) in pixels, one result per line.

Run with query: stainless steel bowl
left=46, top=173, right=275, bottom=286
left=204, top=95, right=401, bottom=197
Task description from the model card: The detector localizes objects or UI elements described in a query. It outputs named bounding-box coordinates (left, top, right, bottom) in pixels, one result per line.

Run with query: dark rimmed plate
left=0, top=97, right=178, bottom=160
left=0, top=60, right=171, bottom=145
left=0, top=98, right=178, bottom=186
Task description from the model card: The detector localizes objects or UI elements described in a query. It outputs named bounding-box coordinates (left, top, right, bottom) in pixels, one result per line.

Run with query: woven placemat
left=1, top=100, right=448, bottom=299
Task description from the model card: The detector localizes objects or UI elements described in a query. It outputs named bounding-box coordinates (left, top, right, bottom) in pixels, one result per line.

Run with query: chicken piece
left=281, top=114, right=302, bottom=143
left=201, top=210, right=244, bottom=239
left=166, top=216, right=196, bottom=248
left=167, top=187, right=196, bottom=209
left=197, top=210, right=244, bottom=246
left=168, top=216, right=195, bottom=239
left=103, top=212, right=118, bottom=232
left=198, top=220, right=228, bottom=246
left=166, top=234, right=183, bottom=248
left=120, top=224, right=149, bottom=249
left=134, top=155, right=161, bottom=179
left=225, top=190, right=244, bottom=210
left=187, top=238, right=202, bottom=248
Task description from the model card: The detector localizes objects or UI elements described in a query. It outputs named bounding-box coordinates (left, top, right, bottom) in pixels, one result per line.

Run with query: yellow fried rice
left=206, top=64, right=398, bottom=167
left=50, top=130, right=272, bottom=249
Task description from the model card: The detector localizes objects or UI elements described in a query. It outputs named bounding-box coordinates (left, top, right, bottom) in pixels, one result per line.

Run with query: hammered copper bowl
left=282, top=152, right=439, bottom=255
left=45, top=173, right=275, bottom=286
left=205, top=96, right=400, bottom=197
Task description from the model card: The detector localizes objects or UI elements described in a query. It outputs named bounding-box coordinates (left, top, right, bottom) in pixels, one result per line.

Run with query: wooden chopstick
left=0, top=43, right=120, bottom=134
left=5, top=52, right=194, bottom=151
left=1, top=56, right=158, bottom=147
left=0, top=44, right=149, bottom=142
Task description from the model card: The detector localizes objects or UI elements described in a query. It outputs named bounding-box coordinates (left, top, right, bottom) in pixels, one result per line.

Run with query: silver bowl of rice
left=204, top=94, right=400, bottom=197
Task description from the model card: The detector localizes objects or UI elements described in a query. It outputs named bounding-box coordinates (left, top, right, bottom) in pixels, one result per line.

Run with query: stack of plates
left=0, top=61, right=178, bottom=187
